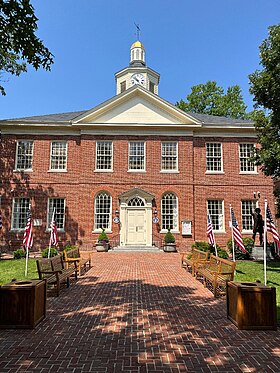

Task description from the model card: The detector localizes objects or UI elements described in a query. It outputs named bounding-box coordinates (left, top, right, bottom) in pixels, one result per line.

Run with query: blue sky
left=1, top=0, right=279, bottom=119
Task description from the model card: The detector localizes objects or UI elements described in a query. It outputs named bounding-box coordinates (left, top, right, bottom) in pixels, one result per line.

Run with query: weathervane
left=134, top=22, right=141, bottom=40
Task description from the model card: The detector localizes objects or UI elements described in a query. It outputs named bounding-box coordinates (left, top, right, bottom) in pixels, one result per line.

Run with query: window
left=206, top=143, right=222, bottom=172
left=96, top=142, right=113, bottom=171
left=15, top=141, right=33, bottom=170
left=241, top=200, right=256, bottom=231
left=120, top=81, right=126, bottom=93
left=207, top=200, right=224, bottom=231
left=239, top=144, right=256, bottom=172
left=50, top=142, right=67, bottom=171
left=128, top=197, right=145, bottom=206
left=149, top=81, right=155, bottom=93
left=161, top=193, right=178, bottom=230
left=48, top=198, right=65, bottom=230
left=161, top=142, right=178, bottom=171
left=94, top=192, right=111, bottom=230
left=12, top=198, right=30, bottom=230
left=128, top=142, right=145, bottom=171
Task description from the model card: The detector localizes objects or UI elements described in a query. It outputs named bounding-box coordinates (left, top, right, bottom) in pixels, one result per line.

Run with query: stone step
left=112, top=246, right=163, bottom=253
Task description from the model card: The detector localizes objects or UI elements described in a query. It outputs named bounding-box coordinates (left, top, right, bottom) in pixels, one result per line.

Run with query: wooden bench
left=196, top=254, right=236, bottom=297
left=36, top=255, right=77, bottom=296
left=181, top=249, right=209, bottom=276
left=63, top=247, right=91, bottom=276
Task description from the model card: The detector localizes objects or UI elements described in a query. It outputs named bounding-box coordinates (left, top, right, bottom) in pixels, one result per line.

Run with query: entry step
left=112, top=246, right=163, bottom=253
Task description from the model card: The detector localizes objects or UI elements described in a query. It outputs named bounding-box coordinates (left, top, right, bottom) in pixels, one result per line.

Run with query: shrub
left=41, top=247, right=58, bottom=258
left=227, top=237, right=254, bottom=260
left=64, top=244, right=76, bottom=252
left=98, top=228, right=109, bottom=243
left=164, top=229, right=175, bottom=244
left=13, top=249, right=26, bottom=259
left=192, top=241, right=228, bottom=259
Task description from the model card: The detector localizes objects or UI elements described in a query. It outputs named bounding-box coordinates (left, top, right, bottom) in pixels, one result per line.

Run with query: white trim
left=47, top=197, right=66, bottom=231
left=128, top=141, right=146, bottom=172
left=205, top=142, right=223, bottom=173
left=161, top=192, right=179, bottom=231
left=161, top=141, right=178, bottom=172
left=95, top=141, right=113, bottom=172
left=49, top=140, right=68, bottom=172
left=15, top=140, right=34, bottom=171
left=207, top=199, right=225, bottom=232
left=238, top=143, right=257, bottom=173
left=205, top=171, right=225, bottom=175
left=93, top=192, right=112, bottom=231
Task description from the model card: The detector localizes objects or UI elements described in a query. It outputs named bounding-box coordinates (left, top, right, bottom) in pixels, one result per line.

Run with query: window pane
left=50, top=142, right=67, bottom=170
left=129, top=142, right=145, bottom=170
left=242, top=200, right=256, bottom=230
left=96, top=142, right=112, bottom=170
left=94, top=192, right=111, bottom=230
left=48, top=198, right=65, bottom=230
left=161, top=193, right=178, bottom=230
left=12, top=198, right=30, bottom=229
left=240, top=144, right=255, bottom=172
left=207, top=200, right=224, bottom=231
left=161, top=142, right=177, bottom=171
left=16, top=141, right=33, bottom=170
left=206, top=143, right=222, bottom=171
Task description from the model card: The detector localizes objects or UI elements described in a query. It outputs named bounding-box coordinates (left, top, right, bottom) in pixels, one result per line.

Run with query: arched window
left=161, top=193, right=178, bottom=230
left=94, top=192, right=111, bottom=230
left=128, top=197, right=145, bottom=207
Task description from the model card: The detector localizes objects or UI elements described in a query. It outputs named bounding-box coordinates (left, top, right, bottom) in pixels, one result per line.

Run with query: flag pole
left=264, top=199, right=267, bottom=286
left=48, top=208, right=55, bottom=259
left=230, top=205, right=235, bottom=262
left=24, top=204, right=31, bottom=277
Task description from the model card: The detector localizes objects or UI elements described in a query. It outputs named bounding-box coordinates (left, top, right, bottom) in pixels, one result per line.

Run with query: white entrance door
left=127, top=209, right=146, bottom=245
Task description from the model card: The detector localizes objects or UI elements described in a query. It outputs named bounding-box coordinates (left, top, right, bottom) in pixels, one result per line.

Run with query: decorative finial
left=134, top=22, right=141, bottom=40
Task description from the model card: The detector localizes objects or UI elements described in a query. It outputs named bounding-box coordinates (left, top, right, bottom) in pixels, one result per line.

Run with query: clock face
left=131, top=73, right=145, bottom=86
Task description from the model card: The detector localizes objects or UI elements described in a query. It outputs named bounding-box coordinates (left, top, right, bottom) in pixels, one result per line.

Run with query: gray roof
left=187, top=112, right=253, bottom=125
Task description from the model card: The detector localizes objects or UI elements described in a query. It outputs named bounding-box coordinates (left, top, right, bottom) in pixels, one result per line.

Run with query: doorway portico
left=119, top=188, right=154, bottom=246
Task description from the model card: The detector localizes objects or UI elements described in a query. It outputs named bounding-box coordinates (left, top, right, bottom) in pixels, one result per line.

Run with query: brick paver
left=0, top=253, right=279, bottom=372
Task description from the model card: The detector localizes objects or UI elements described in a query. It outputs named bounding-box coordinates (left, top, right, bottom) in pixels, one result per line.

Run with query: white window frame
left=239, top=143, right=257, bottom=174
left=241, top=200, right=257, bottom=232
left=15, top=140, right=34, bottom=171
left=47, top=198, right=66, bottom=231
left=49, top=141, right=68, bottom=172
left=207, top=200, right=225, bottom=232
left=205, top=143, right=224, bottom=174
left=160, top=142, right=178, bottom=172
left=128, top=141, right=146, bottom=172
left=93, top=192, right=112, bottom=232
left=11, top=197, right=30, bottom=231
left=95, top=141, right=113, bottom=172
left=160, top=192, right=179, bottom=233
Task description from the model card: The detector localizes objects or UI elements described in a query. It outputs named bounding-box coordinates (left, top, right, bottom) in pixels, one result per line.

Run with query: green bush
left=13, top=249, right=26, bottom=259
left=192, top=241, right=228, bottom=259
left=227, top=237, right=254, bottom=260
left=164, top=229, right=175, bottom=244
left=64, top=244, right=76, bottom=252
left=98, top=228, right=109, bottom=243
left=41, top=247, right=58, bottom=258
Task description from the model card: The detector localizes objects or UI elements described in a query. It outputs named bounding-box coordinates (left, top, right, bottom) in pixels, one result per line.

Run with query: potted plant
left=163, top=229, right=177, bottom=252
left=96, top=228, right=110, bottom=252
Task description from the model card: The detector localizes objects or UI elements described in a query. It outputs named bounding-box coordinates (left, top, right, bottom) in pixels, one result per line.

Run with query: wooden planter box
left=0, top=279, right=47, bottom=329
left=226, top=281, right=277, bottom=330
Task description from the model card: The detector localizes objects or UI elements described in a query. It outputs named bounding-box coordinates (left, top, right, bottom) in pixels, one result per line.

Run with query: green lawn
left=0, top=258, right=279, bottom=319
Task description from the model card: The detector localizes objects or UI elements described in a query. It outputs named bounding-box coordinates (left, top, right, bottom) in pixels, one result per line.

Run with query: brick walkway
left=0, top=253, right=279, bottom=372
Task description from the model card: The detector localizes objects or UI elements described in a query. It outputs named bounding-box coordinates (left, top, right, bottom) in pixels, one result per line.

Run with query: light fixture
left=115, top=209, right=119, bottom=216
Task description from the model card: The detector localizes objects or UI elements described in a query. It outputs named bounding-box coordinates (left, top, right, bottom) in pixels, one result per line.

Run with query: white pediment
left=73, top=87, right=200, bottom=126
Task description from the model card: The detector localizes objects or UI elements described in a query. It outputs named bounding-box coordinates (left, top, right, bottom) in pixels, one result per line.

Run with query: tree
left=176, top=81, right=248, bottom=119
left=0, top=0, right=53, bottom=95
left=249, top=24, right=280, bottom=179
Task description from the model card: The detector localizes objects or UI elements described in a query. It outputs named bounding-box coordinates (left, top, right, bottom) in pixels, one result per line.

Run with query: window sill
left=48, top=170, right=67, bottom=173
left=213, top=230, right=226, bottom=234
left=127, top=170, right=146, bottom=173
left=92, top=229, right=112, bottom=234
left=205, top=171, right=224, bottom=175
left=160, top=230, right=180, bottom=234
left=239, top=171, right=258, bottom=175
left=160, top=170, right=179, bottom=174
left=45, top=229, right=65, bottom=233
left=94, top=169, right=113, bottom=173
left=13, top=169, right=33, bottom=173
left=242, top=230, right=253, bottom=234
left=10, top=228, right=25, bottom=232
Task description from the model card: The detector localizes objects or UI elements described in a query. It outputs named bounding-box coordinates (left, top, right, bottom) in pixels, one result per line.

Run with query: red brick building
left=0, top=41, right=275, bottom=252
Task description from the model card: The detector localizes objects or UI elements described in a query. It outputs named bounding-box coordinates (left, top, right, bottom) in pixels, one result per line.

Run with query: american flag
left=266, top=204, right=280, bottom=251
left=207, top=214, right=215, bottom=246
left=23, top=209, right=33, bottom=249
left=230, top=207, right=247, bottom=253
left=50, top=213, right=58, bottom=247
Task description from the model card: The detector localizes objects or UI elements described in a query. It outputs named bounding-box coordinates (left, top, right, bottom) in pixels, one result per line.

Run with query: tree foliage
left=0, top=0, right=53, bottom=95
left=176, top=81, right=249, bottom=119
left=249, top=24, right=280, bottom=179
